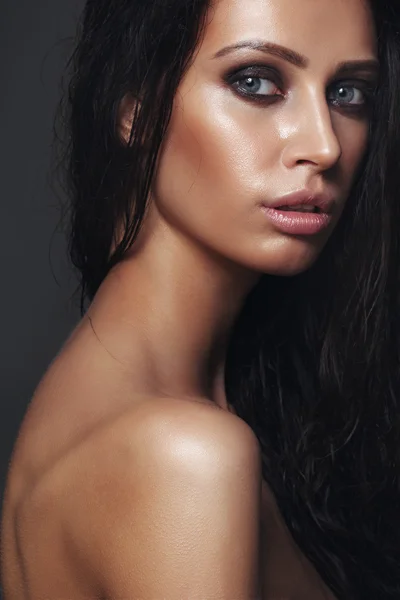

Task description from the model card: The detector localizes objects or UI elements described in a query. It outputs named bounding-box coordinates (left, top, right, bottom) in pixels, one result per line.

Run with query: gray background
left=0, top=0, right=84, bottom=510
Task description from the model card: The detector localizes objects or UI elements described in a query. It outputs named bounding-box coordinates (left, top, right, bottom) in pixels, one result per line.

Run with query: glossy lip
left=261, top=207, right=332, bottom=235
left=260, top=190, right=336, bottom=235
left=260, top=189, right=335, bottom=235
left=267, top=190, right=335, bottom=214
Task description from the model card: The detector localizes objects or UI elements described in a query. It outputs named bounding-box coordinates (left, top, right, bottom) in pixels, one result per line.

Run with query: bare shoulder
left=97, top=395, right=262, bottom=489
left=25, top=396, right=260, bottom=511
left=119, top=395, right=262, bottom=464
left=63, top=397, right=263, bottom=599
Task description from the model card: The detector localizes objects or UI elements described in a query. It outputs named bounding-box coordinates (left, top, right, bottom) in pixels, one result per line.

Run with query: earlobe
left=117, top=93, right=139, bottom=144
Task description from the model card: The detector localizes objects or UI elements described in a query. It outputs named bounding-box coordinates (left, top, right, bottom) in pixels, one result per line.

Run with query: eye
left=234, top=75, right=280, bottom=97
left=225, top=66, right=283, bottom=101
left=327, top=83, right=368, bottom=107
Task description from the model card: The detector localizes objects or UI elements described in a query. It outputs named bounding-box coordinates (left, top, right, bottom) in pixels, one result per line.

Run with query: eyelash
left=225, top=65, right=376, bottom=112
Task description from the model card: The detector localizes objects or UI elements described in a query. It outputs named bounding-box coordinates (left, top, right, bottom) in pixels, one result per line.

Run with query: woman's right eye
left=232, top=75, right=281, bottom=98
left=226, top=67, right=283, bottom=101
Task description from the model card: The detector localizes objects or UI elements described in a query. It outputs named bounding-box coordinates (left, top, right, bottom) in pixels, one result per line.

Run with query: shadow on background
left=0, top=0, right=84, bottom=521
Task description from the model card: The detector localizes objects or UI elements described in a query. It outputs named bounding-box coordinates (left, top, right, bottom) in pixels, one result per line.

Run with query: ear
left=117, top=93, right=140, bottom=144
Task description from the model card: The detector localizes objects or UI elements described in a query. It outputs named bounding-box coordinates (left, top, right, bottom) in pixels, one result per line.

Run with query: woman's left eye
left=328, top=84, right=367, bottom=107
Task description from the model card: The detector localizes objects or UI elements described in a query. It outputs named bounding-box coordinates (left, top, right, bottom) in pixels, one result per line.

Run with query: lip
left=268, top=190, right=335, bottom=213
left=261, top=190, right=335, bottom=236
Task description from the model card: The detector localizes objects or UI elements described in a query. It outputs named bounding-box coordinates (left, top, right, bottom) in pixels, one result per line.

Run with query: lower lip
left=261, top=207, right=332, bottom=235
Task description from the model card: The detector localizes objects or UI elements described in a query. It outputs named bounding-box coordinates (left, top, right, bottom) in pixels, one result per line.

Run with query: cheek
left=152, top=90, right=271, bottom=224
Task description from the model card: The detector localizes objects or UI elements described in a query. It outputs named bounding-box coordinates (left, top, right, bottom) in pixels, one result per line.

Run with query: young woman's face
left=151, top=0, right=378, bottom=275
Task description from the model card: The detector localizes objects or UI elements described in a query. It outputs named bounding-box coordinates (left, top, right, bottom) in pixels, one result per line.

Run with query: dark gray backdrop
left=0, top=0, right=85, bottom=510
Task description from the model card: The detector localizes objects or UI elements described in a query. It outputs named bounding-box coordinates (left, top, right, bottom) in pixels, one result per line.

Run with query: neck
left=87, top=219, right=259, bottom=405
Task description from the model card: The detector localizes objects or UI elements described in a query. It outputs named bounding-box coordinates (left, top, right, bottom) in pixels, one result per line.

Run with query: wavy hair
left=56, top=1, right=400, bottom=597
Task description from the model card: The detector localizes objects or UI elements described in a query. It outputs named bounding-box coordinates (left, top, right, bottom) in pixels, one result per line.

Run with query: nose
left=281, top=88, right=342, bottom=172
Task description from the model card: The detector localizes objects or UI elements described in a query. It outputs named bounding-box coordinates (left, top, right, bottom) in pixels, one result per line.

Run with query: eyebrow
left=213, top=40, right=380, bottom=75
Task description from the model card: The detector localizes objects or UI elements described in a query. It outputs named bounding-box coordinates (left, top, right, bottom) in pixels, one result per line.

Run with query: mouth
left=275, top=205, right=322, bottom=214
left=260, top=189, right=335, bottom=235
left=261, top=203, right=333, bottom=236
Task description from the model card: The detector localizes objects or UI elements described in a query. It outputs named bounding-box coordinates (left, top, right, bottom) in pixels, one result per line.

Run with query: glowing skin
left=149, top=0, right=378, bottom=275
left=0, top=2, right=380, bottom=599
left=99, top=0, right=378, bottom=401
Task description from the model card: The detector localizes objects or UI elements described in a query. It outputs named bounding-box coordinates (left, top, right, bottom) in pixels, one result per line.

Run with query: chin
left=242, top=237, right=326, bottom=277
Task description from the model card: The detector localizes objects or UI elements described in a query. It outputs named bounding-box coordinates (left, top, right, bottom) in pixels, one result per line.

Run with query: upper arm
left=71, top=403, right=262, bottom=599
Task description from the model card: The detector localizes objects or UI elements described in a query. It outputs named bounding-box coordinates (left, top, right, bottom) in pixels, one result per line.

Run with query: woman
left=1, top=0, right=399, bottom=597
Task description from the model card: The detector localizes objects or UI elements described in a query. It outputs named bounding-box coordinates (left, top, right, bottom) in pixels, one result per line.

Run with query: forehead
left=202, top=0, right=377, bottom=62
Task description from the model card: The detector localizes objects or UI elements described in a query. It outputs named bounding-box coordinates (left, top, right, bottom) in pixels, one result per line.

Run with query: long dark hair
left=56, top=1, right=400, bottom=597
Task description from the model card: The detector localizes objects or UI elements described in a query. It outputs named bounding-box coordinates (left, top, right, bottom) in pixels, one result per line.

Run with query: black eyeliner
left=327, top=79, right=377, bottom=113
left=223, top=64, right=284, bottom=103
left=224, top=64, right=282, bottom=83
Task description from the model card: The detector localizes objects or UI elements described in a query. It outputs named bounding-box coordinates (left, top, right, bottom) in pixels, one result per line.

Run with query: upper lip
left=266, top=190, right=335, bottom=214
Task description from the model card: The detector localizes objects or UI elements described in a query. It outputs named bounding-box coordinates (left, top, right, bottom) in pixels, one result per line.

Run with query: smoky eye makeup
left=222, top=61, right=378, bottom=113
left=325, top=73, right=378, bottom=115
left=328, top=81, right=376, bottom=109
left=223, top=64, right=285, bottom=103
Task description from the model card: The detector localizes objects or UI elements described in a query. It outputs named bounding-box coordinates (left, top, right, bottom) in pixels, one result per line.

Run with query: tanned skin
left=1, top=0, right=378, bottom=597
